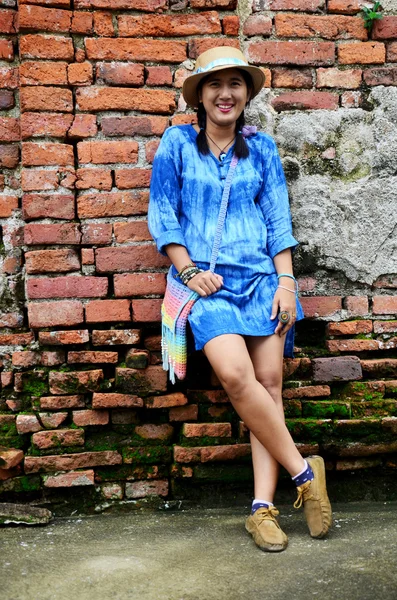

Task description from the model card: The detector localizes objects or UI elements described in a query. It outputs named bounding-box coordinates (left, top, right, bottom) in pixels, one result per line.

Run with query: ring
left=278, top=311, right=290, bottom=324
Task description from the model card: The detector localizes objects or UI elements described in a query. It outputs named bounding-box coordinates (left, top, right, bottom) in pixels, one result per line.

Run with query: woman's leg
left=203, top=334, right=305, bottom=477
left=245, top=334, right=286, bottom=503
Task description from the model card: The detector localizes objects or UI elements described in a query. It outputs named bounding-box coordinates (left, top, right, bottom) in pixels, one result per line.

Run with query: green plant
left=361, top=2, right=383, bottom=32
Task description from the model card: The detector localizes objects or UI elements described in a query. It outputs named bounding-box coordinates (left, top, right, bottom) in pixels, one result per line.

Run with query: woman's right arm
left=165, top=243, right=223, bottom=298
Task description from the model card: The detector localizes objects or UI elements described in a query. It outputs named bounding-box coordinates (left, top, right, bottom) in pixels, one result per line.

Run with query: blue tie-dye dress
left=148, top=124, right=304, bottom=356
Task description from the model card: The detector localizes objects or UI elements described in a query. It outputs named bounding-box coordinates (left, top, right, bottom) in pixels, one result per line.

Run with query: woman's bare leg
left=203, top=334, right=305, bottom=477
left=245, top=334, right=286, bottom=502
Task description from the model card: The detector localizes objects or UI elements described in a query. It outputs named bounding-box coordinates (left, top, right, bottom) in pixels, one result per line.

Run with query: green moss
left=302, top=401, right=351, bottom=419
left=0, top=475, right=41, bottom=494
left=121, top=445, right=172, bottom=464
left=180, top=434, right=233, bottom=447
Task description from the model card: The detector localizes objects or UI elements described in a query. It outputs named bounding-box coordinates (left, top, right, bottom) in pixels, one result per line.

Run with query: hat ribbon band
left=194, top=57, right=248, bottom=75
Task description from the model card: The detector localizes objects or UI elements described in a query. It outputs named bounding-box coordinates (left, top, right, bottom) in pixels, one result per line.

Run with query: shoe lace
left=255, top=506, right=280, bottom=523
left=293, top=481, right=314, bottom=510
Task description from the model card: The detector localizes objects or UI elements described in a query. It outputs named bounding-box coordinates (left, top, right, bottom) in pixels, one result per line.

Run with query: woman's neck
left=205, top=121, right=236, bottom=144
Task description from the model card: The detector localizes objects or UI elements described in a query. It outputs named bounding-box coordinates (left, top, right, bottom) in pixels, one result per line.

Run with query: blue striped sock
left=251, top=499, right=273, bottom=514
left=292, top=460, right=314, bottom=487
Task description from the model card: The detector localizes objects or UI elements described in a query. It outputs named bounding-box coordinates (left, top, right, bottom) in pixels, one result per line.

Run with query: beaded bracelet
left=179, top=267, right=199, bottom=282
left=180, top=268, right=203, bottom=285
left=174, top=262, right=196, bottom=279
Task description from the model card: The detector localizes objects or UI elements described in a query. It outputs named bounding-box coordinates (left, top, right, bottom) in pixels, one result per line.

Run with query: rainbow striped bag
left=161, top=154, right=239, bottom=384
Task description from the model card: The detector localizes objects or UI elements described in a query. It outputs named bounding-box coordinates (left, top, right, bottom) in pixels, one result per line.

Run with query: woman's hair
left=195, top=69, right=253, bottom=159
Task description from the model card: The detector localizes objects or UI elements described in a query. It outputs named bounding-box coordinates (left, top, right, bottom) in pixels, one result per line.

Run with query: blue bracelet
left=277, top=273, right=298, bottom=293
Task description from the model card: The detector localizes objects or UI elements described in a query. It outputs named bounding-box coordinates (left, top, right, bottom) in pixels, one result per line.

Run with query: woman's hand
left=187, top=270, right=223, bottom=297
left=271, top=287, right=297, bottom=336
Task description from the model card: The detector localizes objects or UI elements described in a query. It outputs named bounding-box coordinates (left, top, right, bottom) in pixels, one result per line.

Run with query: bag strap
left=209, top=154, right=239, bottom=273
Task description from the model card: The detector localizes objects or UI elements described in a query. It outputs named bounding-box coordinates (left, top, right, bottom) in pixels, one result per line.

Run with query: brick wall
left=0, top=0, right=396, bottom=512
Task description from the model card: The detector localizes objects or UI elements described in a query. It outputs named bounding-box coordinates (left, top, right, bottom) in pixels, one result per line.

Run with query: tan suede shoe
left=294, top=455, right=332, bottom=539
left=245, top=506, right=288, bottom=552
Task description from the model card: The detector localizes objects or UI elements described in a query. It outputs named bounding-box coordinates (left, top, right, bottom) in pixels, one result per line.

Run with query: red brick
left=0, top=145, right=19, bottom=168
left=71, top=11, right=93, bottom=34
left=300, top=296, right=341, bottom=317
left=22, top=193, right=75, bottom=220
left=72, top=410, right=109, bottom=426
left=81, top=223, right=112, bottom=245
left=125, top=479, right=168, bottom=499
left=20, top=34, right=74, bottom=61
left=327, top=0, right=360, bottom=14
left=22, top=142, right=74, bottom=166
left=75, top=48, right=86, bottom=62
left=12, top=351, right=64, bottom=367
left=75, top=168, right=112, bottom=191
left=388, top=42, right=397, bottom=62
left=316, top=67, right=362, bottom=88
left=25, top=249, right=80, bottom=273
left=0, top=39, right=13, bottom=61
left=27, top=276, right=108, bottom=299
left=169, top=405, right=198, bottom=421
left=20, top=112, right=73, bottom=138
left=202, top=444, right=251, bottom=463
left=190, top=0, right=235, bottom=6
left=282, top=385, right=330, bottom=399
left=0, top=448, right=23, bottom=470
left=0, top=66, right=18, bottom=89
left=78, top=140, right=138, bottom=164
left=96, top=246, right=169, bottom=273
left=21, top=170, right=59, bottom=192
left=222, top=15, right=239, bottom=35
left=0, top=90, right=14, bottom=110
left=77, top=191, right=149, bottom=218
left=24, top=451, right=122, bottom=474
left=24, top=223, right=81, bottom=245
left=131, top=299, right=162, bottom=322
left=92, top=393, right=143, bottom=408
left=372, top=16, right=397, bottom=40
left=101, top=115, right=167, bottom=136
left=0, top=332, right=34, bottom=345
left=327, top=320, right=373, bottom=336
left=146, top=66, right=172, bottom=86
left=85, top=299, right=131, bottom=323
left=341, top=91, right=360, bottom=108
left=364, top=68, right=397, bottom=86
left=0, top=312, right=23, bottom=328
left=361, top=359, right=397, bottom=378
left=3, top=256, right=22, bottom=275
left=145, top=140, right=160, bottom=163
left=38, top=330, right=89, bottom=345
left=114, top=272, right=166, bottom=297
left=116, top=366, right=167, bottom=394
left=91, top=329, right=141, bottom=346
left=96, top=62, right=144, bottom=86
left=76, top=86, right=175, bottom=114
left=40, top=395, right=85, bottom=410
left=183, top=423, right=231, bottom=438
left=93, top=11, right=114, bottom=36
left=188, top=389, right=229, bottom=404
left=312, top=356, right=362, bottom=382
left=275, top=14, right=367, bottom=40
left=0, top=117, right=20, bottom=142
left=272, top=68, right=312, bottom=88
left=85, top=37, right=186, bottom=63
left=67, top=62, right=93, bottom=85
left=1, top=371, right=14, bottom=387
left=338, top=42, right=386, bottom=65
left=326, top=339, right=380, bottom=352
left=0, top=9, right=17, bottom=34
left=118, top=12, right=220, bottom=37
left=16, top=415, right=43, bottom=435
left=28, top=300, right=84, bottom=328
left=188, top=38, right=239, bottom=60
left=374, top=321, right=397, bottom=334
left=44, top=470, right=95, bottom=487
left=19, top=5, right=72, bottom=32
left=247, top=41, right=335, bottom=66
left=81, top=248, right=94, bottom=265
left=68, top=114, right=98, bottom=138
left=145, top=393, right=187, bottom=409
left=344, top=296, right=368, bottom=316
left=272, top=91, right=338, bottom=111
left=0, top=195, right=18, bottom=217
left=68, top=351, right=118, bottom=364
left=49, top=369, right=104, bottom=394
left=373, top=296, right=397, bottom=315
left=114, top=169, right=151, bottom=189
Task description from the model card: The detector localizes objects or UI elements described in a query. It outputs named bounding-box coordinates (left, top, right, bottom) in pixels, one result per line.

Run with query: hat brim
left=182, top=64, right=266, bottom=109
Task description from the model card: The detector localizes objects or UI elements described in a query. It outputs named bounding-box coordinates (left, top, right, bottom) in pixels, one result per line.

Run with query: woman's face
left=198, top=68, right=250, bottom=129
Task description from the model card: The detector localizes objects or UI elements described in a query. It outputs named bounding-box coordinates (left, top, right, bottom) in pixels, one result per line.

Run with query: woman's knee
left=255, top=370, right=282, bottom=402
left=216, top=362, right=254, bottom=398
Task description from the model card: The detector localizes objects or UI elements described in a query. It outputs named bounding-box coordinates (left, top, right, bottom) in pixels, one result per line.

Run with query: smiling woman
left=148, top=46, right=332, bottom=553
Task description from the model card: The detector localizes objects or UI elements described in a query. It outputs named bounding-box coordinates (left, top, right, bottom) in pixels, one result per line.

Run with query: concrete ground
left=1, top=502, right=397, bottom=600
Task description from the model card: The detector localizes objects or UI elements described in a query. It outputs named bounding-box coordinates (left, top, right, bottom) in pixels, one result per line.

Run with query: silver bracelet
left=278, top=285, right=296, bottom=294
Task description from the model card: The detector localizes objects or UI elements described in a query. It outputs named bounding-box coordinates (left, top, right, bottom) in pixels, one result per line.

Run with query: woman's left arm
left=271, top=248, right=297, bottom=336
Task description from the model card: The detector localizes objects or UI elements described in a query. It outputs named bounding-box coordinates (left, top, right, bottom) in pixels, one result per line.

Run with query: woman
left=148, top=47, right=332, bottom=552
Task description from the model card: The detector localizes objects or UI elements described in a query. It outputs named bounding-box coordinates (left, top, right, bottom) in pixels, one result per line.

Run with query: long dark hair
left=196, top=69, right=253, bottom=160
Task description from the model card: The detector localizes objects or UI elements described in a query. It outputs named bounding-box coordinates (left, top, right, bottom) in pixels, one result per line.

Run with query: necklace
left=205, top=131, right=236, bottom=162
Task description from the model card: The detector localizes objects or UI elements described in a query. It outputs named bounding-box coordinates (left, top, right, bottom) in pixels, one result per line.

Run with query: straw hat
left=182, top=46, right=266, bottom=109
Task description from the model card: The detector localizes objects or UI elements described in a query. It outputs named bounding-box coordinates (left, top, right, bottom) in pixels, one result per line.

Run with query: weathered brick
left=0, top=145, right=19, bottom=168
left=24, top=223, right=81, bottom=245
left=24, top=451, right=122, bottom=474
left=118, top=12, right=221, bottom=37
left=78, top=191, right=149, bottom=218
left=20, top=34, right=74, bottom=60
left=313, top=356, right=362, bottom=382
left=12, top=351, right=64, bottom=367
left=300, top=296, right=342, bottom=317
left=0, top=312, right=23, bottom=328
left=40, top=395, right=85, bottom=410
left=81, top=248, right=94, bottom=265
left=374, top=321, right=397, bottom=334
left=68, top=114, right=98, bottom=138
left=188, top=38, right=239, bottom=60
left=93, top=11, right=114, bottom=36
left=76, top=86, right=175, bottom=114
left=191, top=0, right=236, bottom=7
left=19, top=61, right=69, bottom=86
left=78, top=140, right=138, bottom=164
left=272, top=68, right=312, bottom=88
left=28, top=300, right=84, bottom=328
left=33, top=428, right=84, bottom=449
left=92, top=329, right=141, bottom=346
left=49, top=369, right=104, bottom=395
left=145, top=139, right=160, bottom=163
left=361, top=359, right=397, bottom=378
left=21, top=170, right=60, bottom=192
left=2, top=256, right=21, bottom=275
left=96, top=62, right=144, bottom=86
left=336, top=458, right=382, bottom=471
left=373, top=296, right=397, bottom=315
left=282, top=385, right=331, bottom=399
left=44, top=470, right=95, bottom=487
left=0, top=332, right=34, bottom=345
left=22, top=193, right=75, bottom=220
left=0, top=66, right=18, bottom=89
left=327, top=320, right=373, bottom=336
left=19, top=5, right=72, bottom=32
left=188, top=390, right=229, bottom=404
left=0, top=9, right=16, bottom=34
left=27, top=276, right=108, bottom=299
left=145, top=393, right=187, bottom=409
left=316, top=67, right=362, bottom=88
left=243, top=14, right=272, bottom=37
left=21, top=112, right=73, bottom=138
left=222, top=15, right=239, bottom=35
left=25, top=249, right=80, bottom=273
left=1, top=371, right=14, bottom=387
left=182, top=423, right=231, bottom=438
left=342, top=380, right=385, bottom=399
left=68, top=351, right=118, bottom=364
left=96, top=246, right=169, bottom=272
left=135, top=423, right=173, bottom=441
left=76, top=168, right=112, bottom=190
left=0, top=117, right=20, bottom=142
left=388, top=42, right=397, bottom=62
left=0, top=195, right=18, bottom=217
left=0, top=39, right=13, bottom=61
left=342, top=91, right=361, bottom=108
left=247, top=41, right=335, bottom=66
left=0, top=448, right=23, bottom=470
left=327, top=0, right=360, bottom=14
left=364, top=68, right=397, bottom=86
left=38, top=330, right=89, bottom=345
left=67, top=62, right=93, bottom=85
left=114, top=272, right=166, bottom=297
left=275, top=14, right=367, bottom=40
left=101, top=115, right=167, bottom=137
left=116, top=366, right=167, bottom=395
left=16, top=414, right=42, bottom=435
left=81, top=223, right=112, bottom=245
left=326, top=339, right=380, bottom=352
left=22, top=142, right=74, bottom=166
left=92, top=393, right=143, bottom=408
left=125, top=348, right=149, bottom=369
left=372, top=16, right=397, bottom=40
left=146, top=66, right=172, bottom=86
left=169, top=405, right=198, bottom=422
left=344, top=296, right=369, bottom=316
left=71, top=11, right=93, bottom=34
left=271, top=91, right=338, bottom=111
left=0, top=90, right=14, bottom=110
left=85, top=299, right=131, bottom=323
left=132, top=299, right=162, bottom=322
left=72, top=410, right=109, bottom=426
left=85, top=37, right=186, bottom=63
left=338, top=42, right=386, bottom=64
left=125, top=479, right=168, bottom=498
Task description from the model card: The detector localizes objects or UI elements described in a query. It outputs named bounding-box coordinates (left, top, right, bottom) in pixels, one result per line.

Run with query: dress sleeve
left=148, top=128, right=187, bottom=256
left=258, top=138, right=299, bottom=259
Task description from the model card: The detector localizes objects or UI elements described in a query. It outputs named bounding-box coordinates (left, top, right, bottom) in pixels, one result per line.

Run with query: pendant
left=219, top=152, right=226, bottom=161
